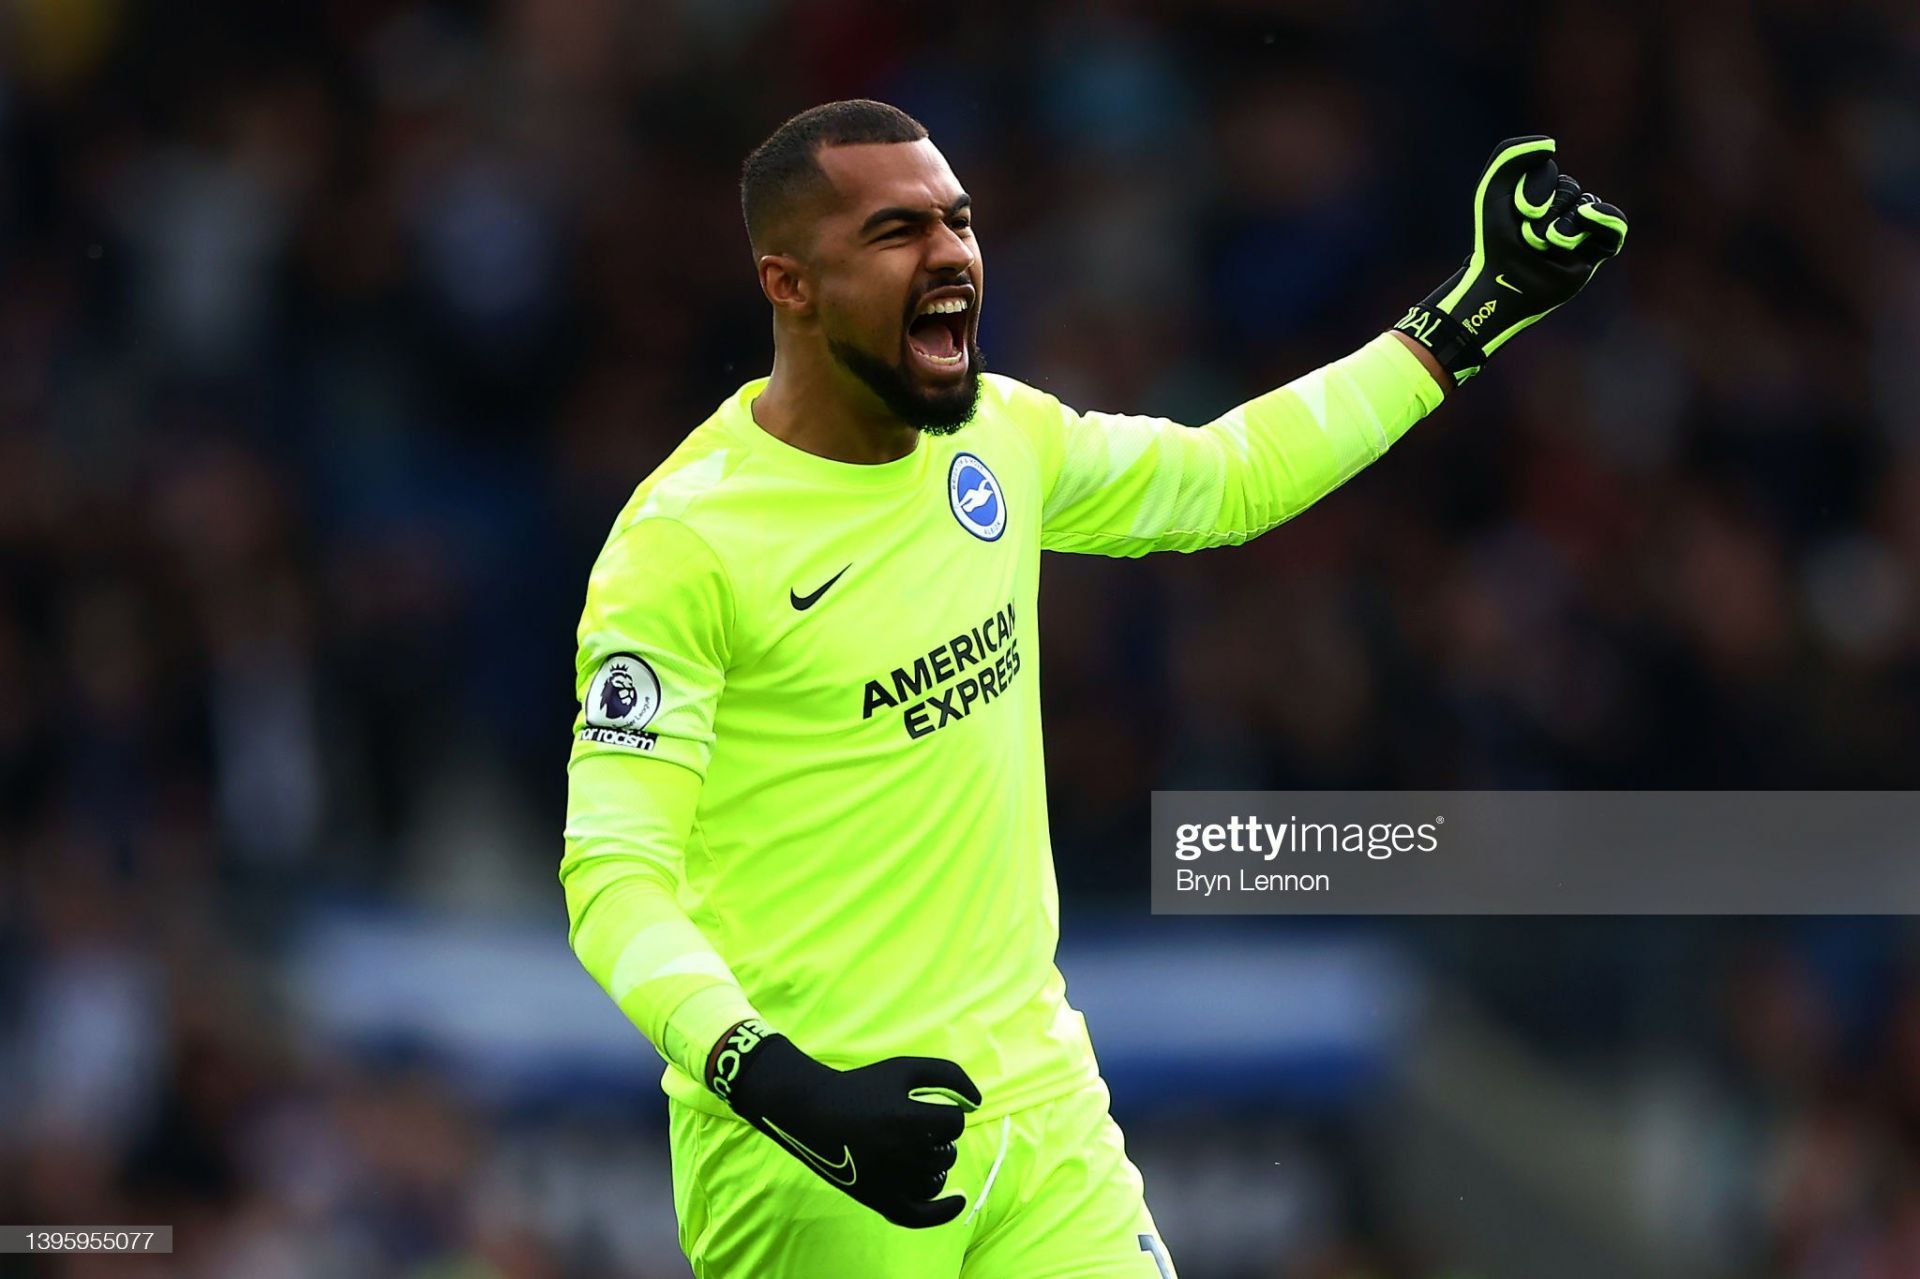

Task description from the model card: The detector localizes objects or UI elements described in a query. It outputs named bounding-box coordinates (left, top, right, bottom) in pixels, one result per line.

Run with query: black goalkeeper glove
left=707, top=1018, right=982, bottom=1228
left=1395, top=135, right=1627, bottom=385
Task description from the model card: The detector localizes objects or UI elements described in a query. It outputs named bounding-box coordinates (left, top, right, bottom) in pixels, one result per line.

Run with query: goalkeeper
left=561, top=101, right=1624, bottom=1278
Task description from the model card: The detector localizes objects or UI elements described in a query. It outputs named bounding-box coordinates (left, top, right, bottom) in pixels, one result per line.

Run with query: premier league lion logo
left=600, top=667, right=639, bottom=722
left=584, top=654, right=660, bottom=731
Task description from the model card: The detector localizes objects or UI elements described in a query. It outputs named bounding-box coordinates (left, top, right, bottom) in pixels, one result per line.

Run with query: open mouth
left=907, top=299, right=970, bottom=373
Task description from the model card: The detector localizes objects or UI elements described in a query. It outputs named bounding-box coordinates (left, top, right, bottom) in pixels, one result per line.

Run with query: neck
left=751, top=346, right=919, bottom=465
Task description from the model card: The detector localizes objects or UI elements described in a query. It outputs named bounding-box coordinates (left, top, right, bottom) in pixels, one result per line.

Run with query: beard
left=829, top=330, right=985, bottom=435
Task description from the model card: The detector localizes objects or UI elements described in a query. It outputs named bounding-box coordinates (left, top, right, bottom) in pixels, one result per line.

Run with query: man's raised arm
left=1029, top=135, right=1625, bottom=557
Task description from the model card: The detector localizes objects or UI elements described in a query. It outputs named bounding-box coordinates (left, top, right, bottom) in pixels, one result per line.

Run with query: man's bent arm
left=564, top=512, right=753, bottom=1080
left=563, top=751, right=760, bottom=1080
left=1035, top=331, right=1447, bottom=556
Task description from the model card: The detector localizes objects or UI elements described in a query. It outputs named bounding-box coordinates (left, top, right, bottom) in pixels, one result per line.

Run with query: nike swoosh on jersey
left=791, top=564, right=852, bottom=611
left=762, top=1118, right=859, bottom=1186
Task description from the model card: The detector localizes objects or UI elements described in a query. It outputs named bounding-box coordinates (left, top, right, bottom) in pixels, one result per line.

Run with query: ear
left=758, top=254, right=812, bottom=316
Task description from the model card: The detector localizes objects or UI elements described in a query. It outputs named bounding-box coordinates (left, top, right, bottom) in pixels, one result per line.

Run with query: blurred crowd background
left=5, top=0, right=1920, bottom=1276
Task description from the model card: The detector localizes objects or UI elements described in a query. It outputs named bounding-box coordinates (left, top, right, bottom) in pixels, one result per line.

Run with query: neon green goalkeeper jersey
left=561, top=334, right=1443, bottom=1123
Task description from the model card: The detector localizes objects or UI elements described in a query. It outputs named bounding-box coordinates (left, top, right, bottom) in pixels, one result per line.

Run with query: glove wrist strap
left=707, top=1017, right=779, bottom=1104
left=1392, top=302, right=1486, bottom=384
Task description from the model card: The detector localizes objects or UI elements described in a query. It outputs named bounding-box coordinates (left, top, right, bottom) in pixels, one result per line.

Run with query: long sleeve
left=562, top=751, right=758, bottom=1080
left=1033, top=332, right=1444, bottom=556
left=561, top=513, right=757, bottom=1082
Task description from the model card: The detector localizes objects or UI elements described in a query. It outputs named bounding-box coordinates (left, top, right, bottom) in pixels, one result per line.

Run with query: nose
left=926, top=220, right=975, bottom=275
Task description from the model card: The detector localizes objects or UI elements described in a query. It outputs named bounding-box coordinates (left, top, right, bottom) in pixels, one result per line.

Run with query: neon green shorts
left=668, top=1076, right=1179, bottom=1278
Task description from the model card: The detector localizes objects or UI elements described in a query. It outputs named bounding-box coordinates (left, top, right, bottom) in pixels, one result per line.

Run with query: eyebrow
left=859, top=194, right=973, bottom=237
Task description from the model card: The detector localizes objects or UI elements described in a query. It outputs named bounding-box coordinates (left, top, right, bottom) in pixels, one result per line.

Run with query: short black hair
left=741, top=99, right=929, bottom=256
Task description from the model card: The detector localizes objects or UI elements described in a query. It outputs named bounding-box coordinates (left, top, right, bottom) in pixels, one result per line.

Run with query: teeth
left=916, top=297, right=969, bottom=317
left=920, top=350, right=964, bottom=365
